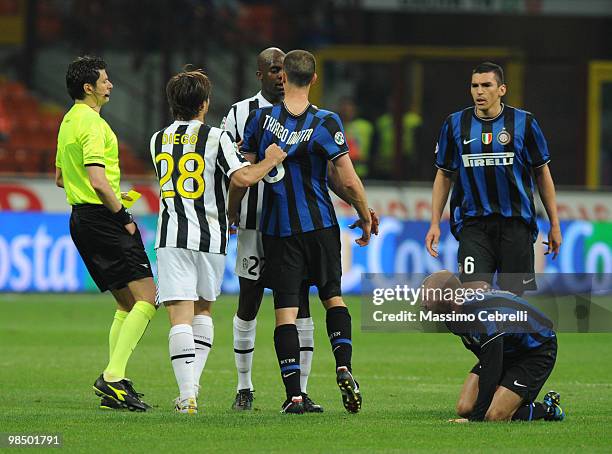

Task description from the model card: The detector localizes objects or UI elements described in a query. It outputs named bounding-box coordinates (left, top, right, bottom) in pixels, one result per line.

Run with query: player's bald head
left=420, top=271, right=461, bottom=312
left=257, top=47, right=285, bottom=71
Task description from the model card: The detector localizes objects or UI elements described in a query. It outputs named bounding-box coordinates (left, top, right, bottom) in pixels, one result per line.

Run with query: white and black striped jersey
left=222, top=91, right=271, bottom=230
left=150, top=120, right=249, bottom=254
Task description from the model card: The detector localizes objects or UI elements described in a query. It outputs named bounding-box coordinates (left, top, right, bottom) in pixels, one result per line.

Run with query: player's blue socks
left=274, top=324, right=301, bottom=398
left=326, top=306, right=352, bottom=371
left=511, top=402, right=548, bottom=421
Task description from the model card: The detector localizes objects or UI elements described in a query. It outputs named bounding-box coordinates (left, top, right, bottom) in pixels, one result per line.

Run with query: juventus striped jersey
left=150, top=120, right=249, bottom=254
left=435, top=104, right=550, bottom=240
left=222, top=91, right=271, bottom=230
left=242, top=103, right=349, bottom=237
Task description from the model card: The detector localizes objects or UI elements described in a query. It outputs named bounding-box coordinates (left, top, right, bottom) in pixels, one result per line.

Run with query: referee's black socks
left=274, top=324, right=301, bottom=398
left=326, top=306, right=352, bottom=371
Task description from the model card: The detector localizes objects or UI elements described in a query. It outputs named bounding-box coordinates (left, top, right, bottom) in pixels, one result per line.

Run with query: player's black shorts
left=470, top=337, right=557, bottom=403
left=458, top=214, right=536, bottom=294
left=262, top=225, right=342, bottom=307
left=69, top=204, right=153, bottom=292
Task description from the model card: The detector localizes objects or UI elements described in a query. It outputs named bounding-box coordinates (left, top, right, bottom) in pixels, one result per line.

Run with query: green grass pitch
left=1, top=293, right=611, bottom=452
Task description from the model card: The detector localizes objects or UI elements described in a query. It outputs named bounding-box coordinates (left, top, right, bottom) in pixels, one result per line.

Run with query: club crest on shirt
left=497, top=129, right=512, bottom=145
left=481, top=133, right=493, bottom=145
left=334, top=131, right=345, bottom=145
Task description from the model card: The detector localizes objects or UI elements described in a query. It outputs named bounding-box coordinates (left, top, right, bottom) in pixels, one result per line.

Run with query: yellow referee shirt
left=55, top=103, right=121, bottom=205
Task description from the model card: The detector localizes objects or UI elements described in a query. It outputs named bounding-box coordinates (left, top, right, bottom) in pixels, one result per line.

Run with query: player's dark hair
left=66, top=55, right=107, bottom=100
left=472, top=61, right=505, bottom=86
left=166, top=66, right=211, bottom=120
left=283, top=50, right=315, bottom=87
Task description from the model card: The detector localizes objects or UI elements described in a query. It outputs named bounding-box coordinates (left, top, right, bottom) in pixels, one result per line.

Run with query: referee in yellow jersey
left=55, top=56, right=156, bottom=412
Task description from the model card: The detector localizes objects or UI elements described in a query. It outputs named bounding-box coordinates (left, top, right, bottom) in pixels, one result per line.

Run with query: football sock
left=511, top=402, right=548, bottom=421
left=192, top=315, right=214, bottom=386
left=169, top=324, right=196, bottom=400
left=233, top=315, right=256, bottom=391
left=104, top=301, right=155, bottom=382
left=296, top=317, right=314, bottom=394
left=326, top=306, right=352, bottom=371
left=108, top=310, right=128, bottom=360
left=274, top=324, right=301, bottom=398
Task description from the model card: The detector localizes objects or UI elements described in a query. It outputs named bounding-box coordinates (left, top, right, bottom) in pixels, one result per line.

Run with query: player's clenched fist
left=265, top=143, right=287, bottom=164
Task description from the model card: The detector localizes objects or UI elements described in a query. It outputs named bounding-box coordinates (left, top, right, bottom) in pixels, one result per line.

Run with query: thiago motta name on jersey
left=263, top=115, right=314, bottom=145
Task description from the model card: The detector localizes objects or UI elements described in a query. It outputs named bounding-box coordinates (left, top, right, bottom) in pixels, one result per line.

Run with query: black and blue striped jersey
left=242, top=102, right=349, bottom=237
left=446, top=289, right=556, bottom=421
left=449, top=290, right=556, bottom=357
left=435, top=105, right=550, bottom=241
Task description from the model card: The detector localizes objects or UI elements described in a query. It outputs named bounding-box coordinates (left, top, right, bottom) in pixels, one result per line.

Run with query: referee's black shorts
left=470, top=337, right=557, bottom=403
left=458, top=214, right=536, bottom=294
left=262, top=225, right=342, bottom=307
left=69, top=204, right=153, bottom=292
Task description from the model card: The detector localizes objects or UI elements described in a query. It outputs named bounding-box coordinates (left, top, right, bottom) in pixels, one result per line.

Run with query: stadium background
left=1, top=1, right=611, bottom=451
left=1, top=0, right=611, bottom=293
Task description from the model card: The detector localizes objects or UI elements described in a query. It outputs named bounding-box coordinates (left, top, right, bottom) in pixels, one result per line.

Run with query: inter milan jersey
left=446, top=289, right=556, bottom=421
left=447, top=290, right=556, bottom=358
left=242, top=102, right=349, bottom=237
left=435, top=104, right=550, bottom=240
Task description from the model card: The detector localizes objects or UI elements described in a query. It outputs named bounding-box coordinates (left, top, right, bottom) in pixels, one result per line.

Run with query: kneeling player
left=151, top=68, right=286, bottom=414
left=422, top=271, right=565, bottom=422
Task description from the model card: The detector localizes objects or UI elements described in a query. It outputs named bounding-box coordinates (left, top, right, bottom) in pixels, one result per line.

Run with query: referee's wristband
left=113, top=206, right=134, bottom=225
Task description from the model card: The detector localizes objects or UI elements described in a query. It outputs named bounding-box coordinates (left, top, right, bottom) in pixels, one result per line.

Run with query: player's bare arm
left=534, top=163, right=562, bottom=259
left=86, top=165, right=135, bottom=234
left=332, top=153, right=371, bottom=246
left=327, top=161, right=379, bottom=236
left=230, top=143, right=286, bottom=189
left=55, top=167, right=64, bottom=188
left=227, top=144, right=286, bottom=223
left=426, top=169, right=453, bottom=257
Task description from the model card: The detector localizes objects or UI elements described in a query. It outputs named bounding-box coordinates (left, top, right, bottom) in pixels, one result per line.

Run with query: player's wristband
left=113, top=206, right=133, bottom=225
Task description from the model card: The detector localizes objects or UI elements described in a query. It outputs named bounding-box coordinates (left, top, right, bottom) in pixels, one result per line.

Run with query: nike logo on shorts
left=522, top=278, right=535, bottom=284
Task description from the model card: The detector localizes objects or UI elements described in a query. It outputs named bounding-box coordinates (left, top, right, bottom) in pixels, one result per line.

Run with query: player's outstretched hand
left=448, top=418, right=469, bottom=423
left=265, top=143, right=287, bottom=164
left=349, top=208, right=379, bottom=236
left=543, top=225, right=562, bottom=259
left=425, top=224, right=441, bottom=258
left=350, top=212, right=372, bottom=247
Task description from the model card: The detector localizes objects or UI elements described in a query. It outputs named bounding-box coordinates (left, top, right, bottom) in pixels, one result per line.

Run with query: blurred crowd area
left=0, top=0, right=611, bottom=186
